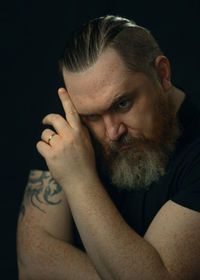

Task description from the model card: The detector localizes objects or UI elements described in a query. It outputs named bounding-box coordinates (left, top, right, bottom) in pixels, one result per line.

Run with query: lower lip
left=119, top=145, right=135, bottom=151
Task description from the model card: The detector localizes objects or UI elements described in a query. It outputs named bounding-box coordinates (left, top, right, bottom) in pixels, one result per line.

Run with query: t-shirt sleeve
left=171, top=143, right=200, bottom=213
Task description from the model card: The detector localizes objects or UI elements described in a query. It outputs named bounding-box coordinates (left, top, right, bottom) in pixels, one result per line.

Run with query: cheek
left=123, top=105, right=154, bottom=137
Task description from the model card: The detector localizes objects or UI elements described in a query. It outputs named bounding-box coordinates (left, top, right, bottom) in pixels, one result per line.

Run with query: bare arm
left=63, top=179, right=200, bottom=280
left=34, top=88, right=200, bottom=280
left=17, top=170, right=101, bottom=280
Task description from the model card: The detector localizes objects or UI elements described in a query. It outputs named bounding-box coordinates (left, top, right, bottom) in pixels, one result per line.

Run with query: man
left=17, top=15, right=200, bottom=279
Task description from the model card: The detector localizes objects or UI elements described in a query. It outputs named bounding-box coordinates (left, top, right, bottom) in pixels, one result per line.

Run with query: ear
left=154, top=56, right=172, bottom=92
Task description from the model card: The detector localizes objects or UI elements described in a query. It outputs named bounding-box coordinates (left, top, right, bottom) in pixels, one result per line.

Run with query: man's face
left=62, top=49, right=180, bottom=190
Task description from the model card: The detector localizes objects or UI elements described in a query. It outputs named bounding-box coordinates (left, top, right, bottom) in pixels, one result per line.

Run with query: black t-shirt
left=30, top=93, right=200, bottom=249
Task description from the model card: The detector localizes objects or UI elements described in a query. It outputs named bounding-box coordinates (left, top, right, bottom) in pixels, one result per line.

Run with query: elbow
left=17, top=255, right=34, bottom=280
left=18, top=259, right=43, bottom=280
left=18, top=268, right=27, bottom=280
left=17, top=222, right=47, bottom=279
left=18, top=262, right=31, bottom=280
left=17, top=244, right=42, bottom=280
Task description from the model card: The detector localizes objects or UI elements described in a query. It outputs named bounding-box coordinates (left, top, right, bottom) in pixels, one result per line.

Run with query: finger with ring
left=41, top=128, right=57, bottom=144
left=48, top=133, right=56, bottom=143
left=42, top=113, right=69, bottom=135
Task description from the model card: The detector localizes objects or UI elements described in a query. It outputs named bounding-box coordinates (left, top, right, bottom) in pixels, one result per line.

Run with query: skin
left=62, top=49, right=179, bottom=149
left=38, top=48, right=184, bottom=186
left=35, top=49, right=200, bottom=280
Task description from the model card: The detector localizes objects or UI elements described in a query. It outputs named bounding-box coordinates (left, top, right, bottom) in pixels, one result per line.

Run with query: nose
left=103, top=113, right=127, bottom=141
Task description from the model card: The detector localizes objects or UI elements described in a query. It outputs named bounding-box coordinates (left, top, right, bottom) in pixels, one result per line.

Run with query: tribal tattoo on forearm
left=21, top=170, right=62, bottom=215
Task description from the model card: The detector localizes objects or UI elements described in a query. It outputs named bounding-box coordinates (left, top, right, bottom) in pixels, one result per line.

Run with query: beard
left=91, top=91, right=181, bottom=191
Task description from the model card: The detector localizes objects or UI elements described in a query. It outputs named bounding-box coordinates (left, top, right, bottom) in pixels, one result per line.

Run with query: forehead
left=62, top=49, right=140, bottom=115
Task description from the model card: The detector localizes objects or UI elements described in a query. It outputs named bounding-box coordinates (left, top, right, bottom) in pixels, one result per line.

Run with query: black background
left=1, top=0, right=200, bottom=278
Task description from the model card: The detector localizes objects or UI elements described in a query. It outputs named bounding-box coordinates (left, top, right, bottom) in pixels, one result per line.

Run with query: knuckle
left=52, top=114, right=61, bottom=122
left=41, top=130, right=46, bottom=139
left=36, top=141, right=42, bottom=150
left=69, top=110, right=77, bottom=115
left=73, top=128, right=82, bottom=138
left=36, top=141, right=40, bottom=149
left=69, top=136, right=78, bottom=147
left=49, top=150, right=58, bottom=160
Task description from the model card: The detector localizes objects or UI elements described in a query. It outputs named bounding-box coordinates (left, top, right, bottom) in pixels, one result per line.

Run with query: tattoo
left=23, top=170, right=62, bottom=214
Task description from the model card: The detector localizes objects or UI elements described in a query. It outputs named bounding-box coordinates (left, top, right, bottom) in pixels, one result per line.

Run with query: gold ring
left=48, top=133, right=56, bottom=143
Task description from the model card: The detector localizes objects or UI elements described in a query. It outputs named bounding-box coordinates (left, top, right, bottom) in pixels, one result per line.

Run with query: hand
left=36, top=88, right=98, bottom=188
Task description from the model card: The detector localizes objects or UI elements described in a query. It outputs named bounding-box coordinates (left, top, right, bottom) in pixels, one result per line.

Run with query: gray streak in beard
left=97, top=131, right=177, bottom=191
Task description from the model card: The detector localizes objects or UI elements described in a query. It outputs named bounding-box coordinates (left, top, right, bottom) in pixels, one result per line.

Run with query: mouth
left=119, top=144, right=135, bottom=151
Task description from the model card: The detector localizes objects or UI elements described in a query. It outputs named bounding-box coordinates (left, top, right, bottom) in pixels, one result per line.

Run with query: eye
left=118, top=100, right=130, bottom=109
left=117, top=99, right=131, bottom=110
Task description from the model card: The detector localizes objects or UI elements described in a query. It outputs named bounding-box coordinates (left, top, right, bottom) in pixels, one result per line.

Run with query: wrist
left=61, top=171, right=101, bottom=196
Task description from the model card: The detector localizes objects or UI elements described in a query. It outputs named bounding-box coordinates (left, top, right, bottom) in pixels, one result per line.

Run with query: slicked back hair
left=58, top=15, right=163, bottom=79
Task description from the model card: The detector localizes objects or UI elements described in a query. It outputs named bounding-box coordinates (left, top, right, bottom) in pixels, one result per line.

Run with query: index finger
left=58, top=88, right=81, bottom=129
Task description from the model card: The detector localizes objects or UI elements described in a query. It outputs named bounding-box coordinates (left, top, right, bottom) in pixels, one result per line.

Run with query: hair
left=58, top=15, right=163, bottom=79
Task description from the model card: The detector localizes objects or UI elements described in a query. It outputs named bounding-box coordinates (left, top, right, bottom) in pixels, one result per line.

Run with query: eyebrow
left=79, top=91, right=135, bottom=118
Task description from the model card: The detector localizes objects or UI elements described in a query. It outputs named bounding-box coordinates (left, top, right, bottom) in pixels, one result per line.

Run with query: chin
left=108, top=147, right=167, bottom=191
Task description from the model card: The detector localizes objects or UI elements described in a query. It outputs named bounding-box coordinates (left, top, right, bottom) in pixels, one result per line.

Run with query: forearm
left=17, top=170, right=101, bottom=280
left=17, top=217, right=101, bottom=280
left=64, top=180, right=172, bottom=280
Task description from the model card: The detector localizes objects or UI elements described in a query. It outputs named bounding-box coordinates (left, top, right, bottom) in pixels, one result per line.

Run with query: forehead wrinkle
left=62, top=49, right=136, bottom=115
left=79, top=89, right=132, bottom=117
left=70, top=81, right=124, bottom=116
left=65, top=69, right=125, bottom=113
left=80, top=75, right=131, bottom=116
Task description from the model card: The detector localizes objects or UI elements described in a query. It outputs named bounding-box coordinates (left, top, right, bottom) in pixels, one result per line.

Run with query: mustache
left=108, top=133, right=145, bottom=152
